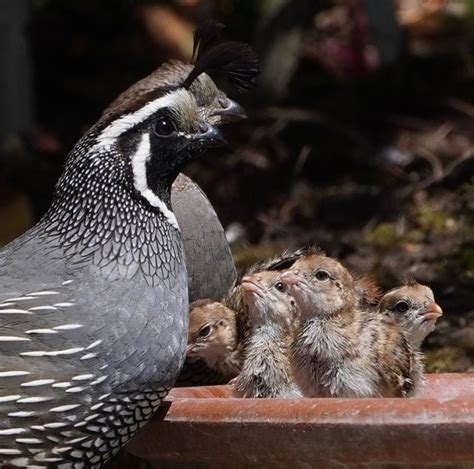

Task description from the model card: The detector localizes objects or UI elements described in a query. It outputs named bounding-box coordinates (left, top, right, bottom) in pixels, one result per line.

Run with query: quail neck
left=37, top=76, right=235, bottom=286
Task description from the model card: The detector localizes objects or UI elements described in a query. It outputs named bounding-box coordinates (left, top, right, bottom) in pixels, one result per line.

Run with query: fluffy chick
left=378, top=281, right=442, bottom=349
left=233, top=270, right=301, bottom=398
left=184, top=299, right=241, bottom=382
left=178, top=248, right=310, bottom=387
left=281, top=253, right=423, bottom=398
left=176, top=300, right=240, bottom=386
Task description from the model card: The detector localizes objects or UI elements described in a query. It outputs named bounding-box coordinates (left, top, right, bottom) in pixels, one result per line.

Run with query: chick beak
left=195, top=123, right=227, bottom=148
left=241, top=276, right=261, bottom=294
left=281, top=270, right=302, bottom=287
left=186, top=344, right=196, bottom=356
left=213, top=99, right=247, bottom=123
left=421, top=303, right=443, bottom=322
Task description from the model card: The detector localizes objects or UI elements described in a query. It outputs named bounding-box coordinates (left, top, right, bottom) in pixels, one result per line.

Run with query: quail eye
left=198, top=325, right=211, bottom=338
left=315, top=270, right=329, bottom=281
left=274, top=282, right=285, bottom=292
left=154, top=117, right=176, bottom=137
left=395, top=301, right=409, bottom=313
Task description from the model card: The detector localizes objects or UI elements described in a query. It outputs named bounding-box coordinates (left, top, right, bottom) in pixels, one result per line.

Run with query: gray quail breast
left=0, top=25, right=257, bottom=468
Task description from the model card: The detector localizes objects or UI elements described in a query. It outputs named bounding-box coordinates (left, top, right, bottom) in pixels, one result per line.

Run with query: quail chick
left=281, top=252, right=423, bottom=398
left=233, top=270, right=301, bottom=398
left=183, top=300, right=241, bottom=385
left=378, top=281, right=443, bottom=349
left=177, top=248, right=308, bottom=386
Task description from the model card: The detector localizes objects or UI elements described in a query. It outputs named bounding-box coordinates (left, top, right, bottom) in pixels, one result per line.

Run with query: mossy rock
left=424, top=346, right=473, bottom=373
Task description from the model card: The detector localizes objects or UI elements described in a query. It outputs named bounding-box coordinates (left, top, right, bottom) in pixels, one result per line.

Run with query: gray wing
left=172, top=174, right=236, bottom=302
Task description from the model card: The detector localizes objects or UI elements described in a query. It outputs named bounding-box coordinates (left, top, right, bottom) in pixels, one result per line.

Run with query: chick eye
left=198, top=325, right=211, bottom=338
left=274, top=282, right=285, bottom=292
left=315, top=270, right=329, bottom=281
left=154, top=117, right=176, bottom=137
left=395, top=301, right=409, bottom=313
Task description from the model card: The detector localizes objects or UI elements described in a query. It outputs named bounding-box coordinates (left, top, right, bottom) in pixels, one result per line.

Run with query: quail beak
left=241, top=276, right=261, bottom=295
left=281, top=270, right=302, bottom=287
left=421, top=303, right=443, bottom=322
left=194, top=123, right=227, bottom=148
left=213, top=99, right=247, bottom=123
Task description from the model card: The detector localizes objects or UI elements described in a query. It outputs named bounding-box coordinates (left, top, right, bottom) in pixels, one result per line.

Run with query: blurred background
left=0, top=0, right=473, bottom=373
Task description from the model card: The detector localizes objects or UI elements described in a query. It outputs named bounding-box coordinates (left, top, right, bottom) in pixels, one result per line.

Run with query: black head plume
left=183, top=22, right=258, bottom=92
left=191, top=21, right=225, bottom=63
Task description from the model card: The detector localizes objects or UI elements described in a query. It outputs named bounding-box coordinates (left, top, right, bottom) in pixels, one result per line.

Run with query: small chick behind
left=233, top=270, right=302, bottom=398
left=177, top=300, right=241, bottom=387
left=378, top=281, right=443, bottom=350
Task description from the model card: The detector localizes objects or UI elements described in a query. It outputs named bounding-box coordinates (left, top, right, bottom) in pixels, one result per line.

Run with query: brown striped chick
left=179, top=300, right=241, bottom=386
left=378, top=281, right=442, bottom=350
left=281, top=253, right=422, bottom=398
left=178, top=248, right=312, bottom=387
left=233, top=270, right=302, bottom=398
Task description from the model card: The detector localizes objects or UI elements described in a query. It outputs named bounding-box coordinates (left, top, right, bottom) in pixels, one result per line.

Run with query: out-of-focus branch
left=256, top=0, right=324, bottom=101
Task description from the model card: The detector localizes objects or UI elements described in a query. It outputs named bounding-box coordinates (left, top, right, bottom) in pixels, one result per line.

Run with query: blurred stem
left=362, top=0, right=402, bottom=66
left=256, top=0, right=324, bottom=101
left=0, top=0, right=33, bottom=142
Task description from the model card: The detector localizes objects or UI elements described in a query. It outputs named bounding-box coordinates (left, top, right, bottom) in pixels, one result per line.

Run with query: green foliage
left=364, top=222, right=400, bottom=248
left=415, top=206, right=453, bottom=234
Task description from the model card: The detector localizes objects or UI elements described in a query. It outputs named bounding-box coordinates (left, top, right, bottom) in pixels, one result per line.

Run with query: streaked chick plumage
left=282, top=252, right=423, bottom=398
left=234, top=270, right=301, bottom=398
left=177, top=248, right=308, bottom=386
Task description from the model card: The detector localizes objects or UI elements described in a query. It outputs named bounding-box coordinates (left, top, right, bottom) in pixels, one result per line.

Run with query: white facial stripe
left=131, top=133, right=180, bottom=230
left=96, top=88, right=192, bottom=147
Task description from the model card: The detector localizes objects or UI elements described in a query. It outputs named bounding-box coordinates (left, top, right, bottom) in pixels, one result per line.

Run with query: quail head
left=240, top=271, right=299, bottom=329
left=185, top=299, right=241, bottom=383
left=0, top=24, right=257, bottom=468
left=378, top=281, right=443, bottom=349
left=281, top=252, right=423, bottom=398
left=281, top=249, right=357, bottom=320
left=224, top=247, right=308, bottom=327
left=233, top=270, right=301, bottom=399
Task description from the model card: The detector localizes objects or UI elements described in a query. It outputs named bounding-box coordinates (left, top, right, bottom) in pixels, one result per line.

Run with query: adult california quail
left=0, top=25, right=257, bottom=468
